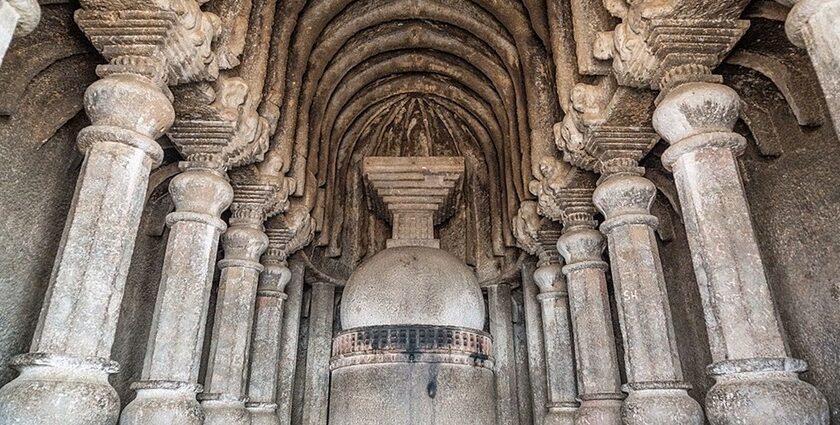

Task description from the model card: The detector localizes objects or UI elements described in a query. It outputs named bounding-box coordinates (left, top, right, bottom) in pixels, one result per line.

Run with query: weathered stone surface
left=0, top=62, right=172, bottom=424
left=341, top=246, right=484, bottom=330
left=557, top=222, right=623, bottom=425
left=3, top=0, right=840, bottom=423
left=594, top=173, right=704, bottom=425
left=786, top=0, right=840, bottom=136
left=654, top=81, right=830, bottom=425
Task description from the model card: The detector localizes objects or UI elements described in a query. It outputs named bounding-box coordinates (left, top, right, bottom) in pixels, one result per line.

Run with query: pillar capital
left=168, top=76, right=270, bottom=173
left=75, top=74, right=172, bottom=166
left=166, top=168, right=233, bottom=230
left=557, top=228, right=606, bottom=268
left=594, top=1, right=748, bottom=91
left=593, top=174, right=657, bottom=225
left=534, top=263, right=567, bottom=296
left=260, top=205, right=315, bottom=294
left=75, top=0, right=220, bottom=87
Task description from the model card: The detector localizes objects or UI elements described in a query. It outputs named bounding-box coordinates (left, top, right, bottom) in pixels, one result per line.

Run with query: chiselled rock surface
left=654, top=81, right=830, bottom=425
left=3, top=0, right=840, bottom=423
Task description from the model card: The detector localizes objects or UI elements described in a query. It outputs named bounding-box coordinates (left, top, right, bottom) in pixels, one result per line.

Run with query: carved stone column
left=0, top=0, right=39, bottom=65
left=120, top=76, right=268, bottom=425
left=0, top=71, right=170, bottom=425
left=246, top=207, right=314, bottom=425
left=533, top=247, right=578, bottom=425
left=654, top=81, right=830, bottom=425
left=554, top=112, right=703, bottom=425
left=276, top=260, right=305, bottom=425
left=786, top=0, right=840, bottom=135
left=514, top=202, right=578, bottom=425
left=201, top=174, right=290, bottom=425
left=0, top=2, right=216, bottom=419
left=555, top=190, right=623, bottom=425
left=593, top=165, right=703, bottom=425
left=119, top=166, right=231, bottom=425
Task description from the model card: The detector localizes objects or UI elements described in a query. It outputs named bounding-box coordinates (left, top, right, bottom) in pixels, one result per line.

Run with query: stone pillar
left=555, top=193, right=623, bottom=425
left=202, top=177, right=288, bottom=425
left=245, top=248, right=291, bottom=425
left=276, top=261, right=305, bottom=425
left=487, top=283, right=522, bottom=425
left=121, top=74, right=271, bottom=425
left=521, top=263, right=548, bottom=425
left=532, top=230, right=578, bottom=425
left=592, top=168, right=704, bottom=425
left=0, top=66, right=173, bottom=424
left=786, top=0, right=840, bottom=136
left=246, top=208, right=314, bottom=425
left=119, top=165, right=232, bottom=425
left=301, top=282, right=336, bottom=425
left=653, top=81, right=830, bottom=425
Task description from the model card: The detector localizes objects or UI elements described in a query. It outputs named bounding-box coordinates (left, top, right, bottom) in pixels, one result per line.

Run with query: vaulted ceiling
left=251, top=0, right=579, bottom=279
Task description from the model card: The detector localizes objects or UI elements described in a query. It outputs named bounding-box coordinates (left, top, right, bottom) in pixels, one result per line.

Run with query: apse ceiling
left=251, top=0, right=579, bottom=280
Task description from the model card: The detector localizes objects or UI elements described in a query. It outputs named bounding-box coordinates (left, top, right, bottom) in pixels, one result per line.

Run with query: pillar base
left=246, top=401, right=280, bottom=425
left=119, top=380, right=204, bottom=425
left=0, top=353, right=120, bottom=425
left=575, top=393, right=623, bottom=425
left=201, top=395, right=250, bottom=425
left=621, top=382, right=703, bottom=425
left=706, top=358, right=829, bottom=425
left=545, top=402, right=577, bottom=425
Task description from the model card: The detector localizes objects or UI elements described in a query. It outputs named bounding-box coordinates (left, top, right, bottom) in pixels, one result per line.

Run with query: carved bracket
left=75, top=0, right=220, bottom=86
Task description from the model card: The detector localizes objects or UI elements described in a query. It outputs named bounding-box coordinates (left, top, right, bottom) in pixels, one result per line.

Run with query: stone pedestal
left=0, top=72, right=172, bottom=425
left=329, top=327, right=497, bottom=425
left=786, top=0, right=840, bottom=136
left=557, top=224, right=623, bottom=425
left=533, top=263, right=578, bottom=425
left=593, top=173, right=704, bottom=425
left=120, top=167, right=232, bottom=425
left=654, top=81, right=830, bottom=425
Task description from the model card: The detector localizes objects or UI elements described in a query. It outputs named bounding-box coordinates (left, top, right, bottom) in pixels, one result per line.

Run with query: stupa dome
left=341, top=246, right=485, bottom=330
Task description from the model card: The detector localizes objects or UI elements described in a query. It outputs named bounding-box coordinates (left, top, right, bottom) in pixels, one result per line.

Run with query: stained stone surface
left=329, top=362, right=497, bottom=425
left=1, top=0, right=840, bottom=424
left=341, top=246, right=485, bottom=330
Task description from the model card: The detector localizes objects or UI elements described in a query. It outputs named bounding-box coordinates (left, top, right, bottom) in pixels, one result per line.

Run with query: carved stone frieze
left=557, top=83, right=659, bottom=177
left=74, top=0, right=220, bottom=86
left=229, top=167, right=295, bottom=228
left=596, top=0, right=751, bottom=90
left=513, top=201, right=563, bottom=267
left=168, top=76, right=270, bottom=172
left=263, top=203, right=315, bottom=267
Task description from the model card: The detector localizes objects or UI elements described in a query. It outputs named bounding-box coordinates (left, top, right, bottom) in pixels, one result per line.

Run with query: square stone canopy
left=362, top=156, right=465, bottom=249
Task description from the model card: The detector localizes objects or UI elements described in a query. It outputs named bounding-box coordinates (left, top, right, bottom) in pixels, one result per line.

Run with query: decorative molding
left=168, top=76, right=270, bottom=172
left=74, top=0, right=220, bottom=86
